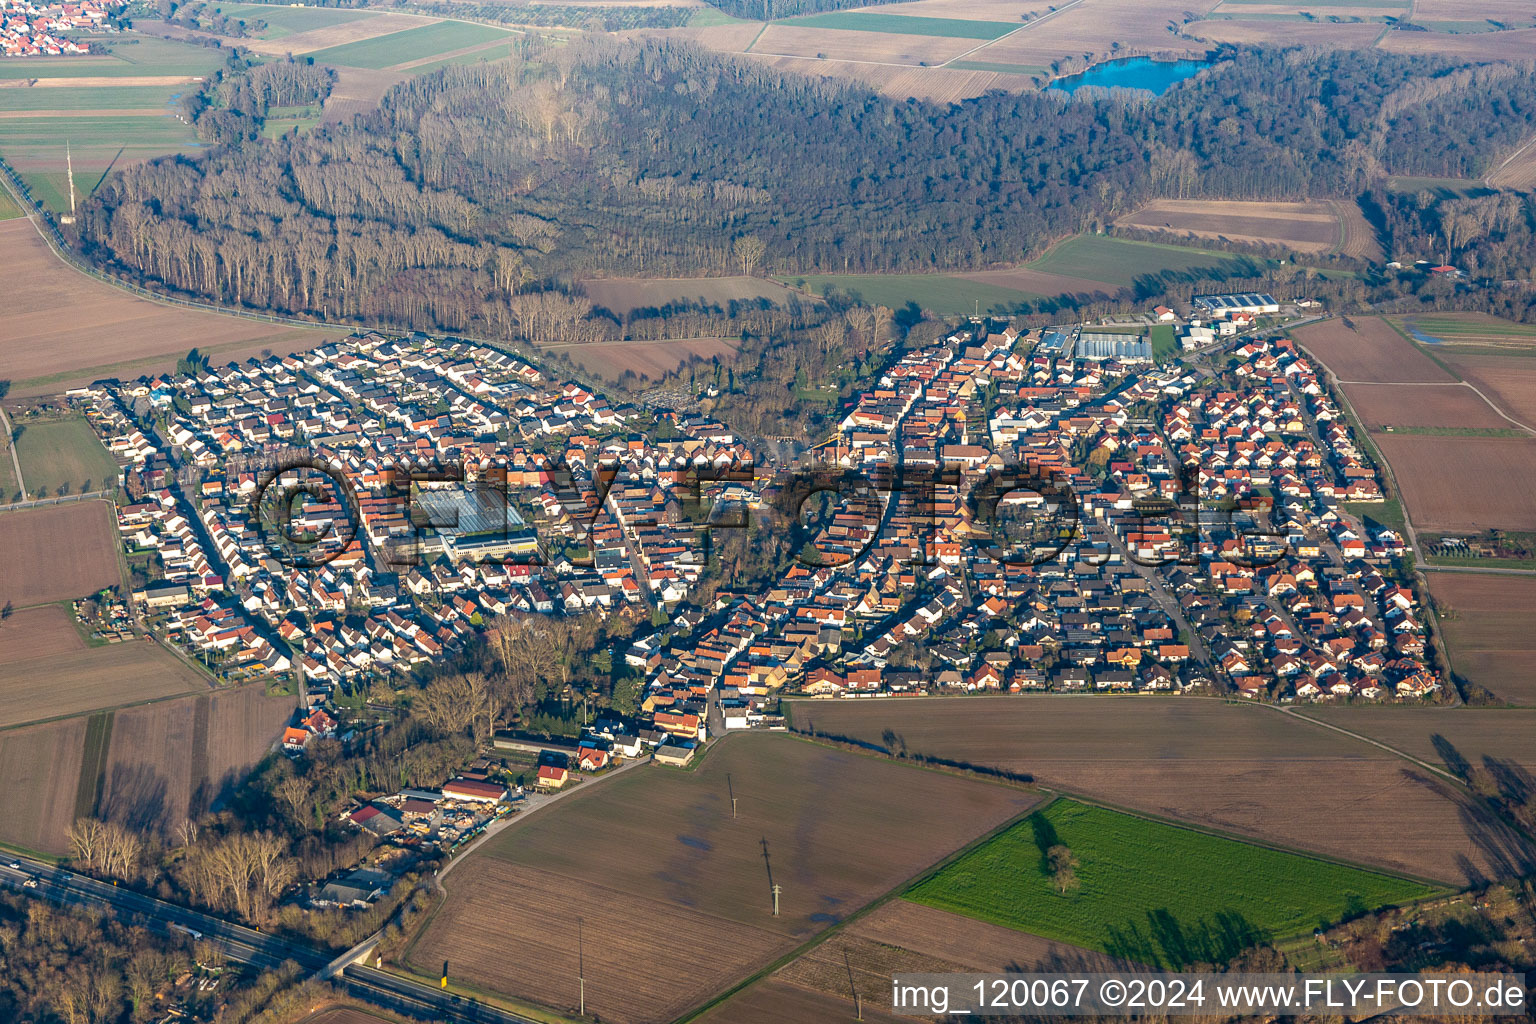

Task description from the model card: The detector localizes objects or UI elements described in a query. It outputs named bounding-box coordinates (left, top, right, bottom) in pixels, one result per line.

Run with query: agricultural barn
left=1193, top=293, right=1280, bottom=317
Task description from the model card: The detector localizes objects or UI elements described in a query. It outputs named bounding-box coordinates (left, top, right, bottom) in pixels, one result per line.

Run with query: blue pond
left=1048, top=57, right=1212, bottom=96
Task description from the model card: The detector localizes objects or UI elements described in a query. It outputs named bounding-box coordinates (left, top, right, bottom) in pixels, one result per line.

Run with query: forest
left=75, top=42, right=1536, bottom=341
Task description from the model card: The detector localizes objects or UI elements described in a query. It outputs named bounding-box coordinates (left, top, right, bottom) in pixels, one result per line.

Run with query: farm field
left=851, top=898, right=1134, bottom=972
left=748, top=23, right=978, bottom=64
left=1187, top=17, right=1386, bottom=48
left=1343, top=382, right=1510, bottom=431
left=907, top=800, right=1439, bottom=966
left=1392, top=312, right=1536, bottom=351
left=1427, top=573, right=1536, bottom=705
left=792, top=696, right=1536, bottom=884
left=1412, top=0, right=1536, bottom=20
left=1292, top=316, right=1454, bottom=384
left=549, top=337, right=739, bottom=382
left=1487, top=136, right=1536, bottom=191
left=0, top=639, right=205, bottom=729
left=0, top=716, right=88, bottom=855
left=734, top=896, right=1135, bottom=1020
left=0, top=500, right=121, bottom=608
left=1115, top=199, right=1342, bottom=254
left=319, top=67, right=408, bottom=125
left=11, top=417, right=119, bottom=499
left=839, top=0, right=1050, bottom=21
left=779, top=11, right=1016, bottom=38
left=741, top=54, right=1031, bottom=101
left=1378, top=24, right=1536, bottom=59
left=97, top=684, right=297, bottom=834
left=204, top=2, right=377, bottom=39
left=695, top=977, right=904, bottom=1024
left=1436, top=355, right=1536, bottom=429
left=0, top=34, right=226, bottom=210
left=304, top=20, right=515, bottom=70
left=232, top=12, right=439, bottom=57
left=0, top=604, right=81, bottom=666
left=1209, top=0, right=1406, bottom=15
left=960, top=0, right=1218, bottom=68
left=1297, top=706, right=1536, bottom=771
left=580, top=275, right=803, bottom=314
left=1025, top=234, right=1258, bottom=291
left=0, top=219, right=333, bottom=396
left=406, top=732, right=1040, bottom=1024
left=1372, top=434, right=1536, bottom=532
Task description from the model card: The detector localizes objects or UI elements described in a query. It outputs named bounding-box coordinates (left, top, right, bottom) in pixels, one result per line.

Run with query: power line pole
left=578, top=915, right=585, bottom=1016
left=727, top=772, right=737, bottom=819
left=771, top=883, right=781, bottom=917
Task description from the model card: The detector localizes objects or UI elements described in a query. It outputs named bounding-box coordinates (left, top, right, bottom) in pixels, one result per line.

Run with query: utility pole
left=62, top=140, right=76, bottom=225
left=771, top=883, right=781, bottom=916
left=578, top=915, right=585, bottom=1016
left=727, top=772, right=737, bottom=819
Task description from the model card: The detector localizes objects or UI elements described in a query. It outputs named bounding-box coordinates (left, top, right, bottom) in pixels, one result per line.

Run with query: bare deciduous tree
left=733, top=234, right=766, bottom=276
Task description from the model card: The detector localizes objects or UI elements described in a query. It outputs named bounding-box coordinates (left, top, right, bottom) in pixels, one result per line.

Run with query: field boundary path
left=1333, top=378, right=1536, bottom=436
left=0, top=407, right=24, bottom=498
left=0, top=488, right=107, bottom=512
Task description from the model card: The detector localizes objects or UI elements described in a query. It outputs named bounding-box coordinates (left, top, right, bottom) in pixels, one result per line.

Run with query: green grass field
left=907, top=801, right=1439, bottom=967
left=305, top=20, right=514, bottom=69
left=780, top=11, right=1017, bottom=39
left=399, top=42, right=519, bottom=76
left=0, top=187, right=21, bottom=221
left=0, top=35, right=230, bottom=78
left=0, top=34, right=215, bottom=213
left=1394, top=314, right=1536, bottom=343
left=1027, top=234, right=1257, bottom=289
left=780, top=273, right=1036, bottom=315
left=690, top=6, right=749, bottom=25
left=0, top=85, right=184, bottom=113
left=260, top=103, right=323, bottom=138
left=205, top=2, right=376, bottom=38
left=12, top=418, right=120, bottom=500
left=1345, top=498, right=1405, bottom=537
left=0, top=35, right=225, bottom=77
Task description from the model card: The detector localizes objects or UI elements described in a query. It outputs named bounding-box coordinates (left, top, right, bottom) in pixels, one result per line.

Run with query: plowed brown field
left=1427, top=573, right=1536, bottom=706
left=1293, top=317, right=1453, bottom=384
left=1374, top=434, right=1536, bottom=532
left=0, top=500, right=120, bottom=607
left=1116, top=199, right=1341, bottom=254
left=0, top=220, right=331, bottom=396
left=794, top=696, right=1536, bottom=884
left=407, top=732, right=1040, bottom=1024
left=1345, top=382, right=1508, bottom=431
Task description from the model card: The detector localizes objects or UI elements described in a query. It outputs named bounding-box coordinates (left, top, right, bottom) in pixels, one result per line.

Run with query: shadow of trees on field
left=1426, top=736, right=1536, bottom=887
left=1104, top=909, right=1271, bottom=969
left=99, top=763, right=171, bottom=834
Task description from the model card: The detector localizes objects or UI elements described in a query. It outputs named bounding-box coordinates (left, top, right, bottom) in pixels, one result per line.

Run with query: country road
left=0, top=406, right=24, bottom=499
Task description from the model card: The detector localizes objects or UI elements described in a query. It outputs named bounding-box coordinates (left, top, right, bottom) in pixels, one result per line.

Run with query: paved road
left=0, top=406, right=25, bottom=498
